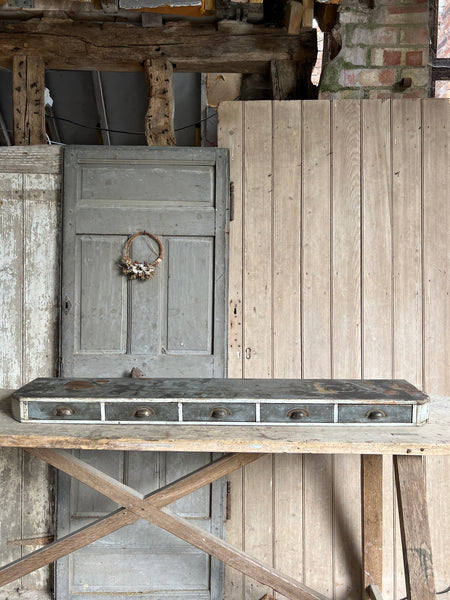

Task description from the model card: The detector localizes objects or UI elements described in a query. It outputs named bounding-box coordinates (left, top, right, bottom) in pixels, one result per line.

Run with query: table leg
left=393, top=455, right=436, bottom=600
left=361, top=455, right=384, bottom=599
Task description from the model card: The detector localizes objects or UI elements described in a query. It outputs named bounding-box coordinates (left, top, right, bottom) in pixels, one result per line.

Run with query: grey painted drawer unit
left=11, top=378, right=430, bottom=426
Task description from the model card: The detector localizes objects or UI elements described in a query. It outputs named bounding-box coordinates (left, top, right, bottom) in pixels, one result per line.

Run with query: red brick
left=388, top=5, right=428, bottom=13
left=379, top=69, right=396, bottom=85
left=400, top=26, right=428, bottom=45
left=406, top=51, right=423, bottom=66
left=384, top=50, right=402, bottom=66
left=403, top=90, right=427, bottom=98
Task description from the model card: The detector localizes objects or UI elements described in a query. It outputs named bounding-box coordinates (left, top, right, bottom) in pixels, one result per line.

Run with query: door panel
left=58, top=146, right=229, bottom=600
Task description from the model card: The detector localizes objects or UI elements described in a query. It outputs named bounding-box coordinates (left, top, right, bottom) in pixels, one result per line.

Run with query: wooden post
left=394, top=455, right=436, bottom=600
left=12, top=55, right=46, bottom=145
left=271, top=60, right=298, bottom=100
left=144, top=58, right=176, bottom=146
left=361, top=455, right=383, bottom=599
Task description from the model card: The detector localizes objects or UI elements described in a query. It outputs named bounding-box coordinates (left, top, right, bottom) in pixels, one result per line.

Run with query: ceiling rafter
left=0, top=19, right=317, bottom=73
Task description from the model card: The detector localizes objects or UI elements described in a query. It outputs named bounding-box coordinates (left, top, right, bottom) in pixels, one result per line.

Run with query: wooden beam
left=144, top=58, right=176, bottom=146
left=271, top=60, right=298, bottom=100
left=21, top=448, right=329, bottom=600
left=361, top=455, right=383, bottom=599
left=0, top=20, right=317, bottom=73
left=0, top=452, right=262, bottom=586
left=302, top=0, right=314, bottom=28
left=12, top=55, right=46, bottom=145
left=284, top=1, right=303, bottom=35
left=394, top=455, right=436, bottom=600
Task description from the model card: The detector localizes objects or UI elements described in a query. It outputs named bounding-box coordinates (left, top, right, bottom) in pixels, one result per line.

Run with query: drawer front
left=182, top=402, right=256, bottom=422
left=260, top=403, right=334, bottom=423
left=338, top=404, right=412, bottom=424
left=105, top=402, right=178, bottom=421
left=27, top=401, right=101, bottom=421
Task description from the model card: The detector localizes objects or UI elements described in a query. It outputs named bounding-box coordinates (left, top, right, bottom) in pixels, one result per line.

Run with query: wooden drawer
left=182, top=402, right=256, bottom=422
left=27, top=401, right=101, bottom=421
left=338, top=404, right=413, bottom=424
left=260, top=403, right=334, bottom=423
left=105, top=402, right=178, bottom=422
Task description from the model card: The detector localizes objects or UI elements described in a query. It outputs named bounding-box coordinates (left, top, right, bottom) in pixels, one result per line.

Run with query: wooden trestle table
left=0, top=390, right=448, bottom=600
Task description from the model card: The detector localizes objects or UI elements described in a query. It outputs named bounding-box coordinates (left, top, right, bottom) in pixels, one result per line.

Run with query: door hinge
left=229, top=182, right=235, bottom=222
left=226, top=480, right=232, bottom=520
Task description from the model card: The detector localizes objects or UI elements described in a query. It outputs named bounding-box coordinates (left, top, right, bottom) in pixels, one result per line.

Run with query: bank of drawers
left=23, top=399, right=413, bottom=424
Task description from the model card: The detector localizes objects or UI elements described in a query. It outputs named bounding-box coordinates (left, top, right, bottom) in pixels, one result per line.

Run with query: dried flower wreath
left=121, top=231, right=164, bottom=280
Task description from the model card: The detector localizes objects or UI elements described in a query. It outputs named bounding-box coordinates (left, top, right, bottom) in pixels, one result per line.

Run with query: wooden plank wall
left=0, top=100, right=448, bottom=600
left=0, top=146, right=62, bottom=599
left=218, top=99, right=449, bottom=600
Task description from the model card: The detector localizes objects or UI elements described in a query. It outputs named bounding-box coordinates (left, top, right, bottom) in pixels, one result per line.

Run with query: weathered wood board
left=11, top=377, right=429, bottom=426
left=0, top=146, right=61, bottom=597
left=0, top=99, right=449, bottom=600
left=218, top=98, right=450, bottom=600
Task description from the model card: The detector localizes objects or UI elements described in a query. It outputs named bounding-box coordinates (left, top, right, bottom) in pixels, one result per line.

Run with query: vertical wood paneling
left=0, top=148, right=61, bottom=597
left=219, top=99, right=449, bottom=600
left=361, top=100, right=393, bottom=379
left=218, top=102, right=244, bottom=600
left=242, top=101, right=274, bottom=600
left=391, top=99, right=423, bottom=600
left=423, top=100, right=449, bottom=395
left=0, top=173, right=24, bottom=389
left=243, top=101, right=273, bottom=379
left=272, top=101, right=303, bottom=599
left=302, top=100, right=334, bottom=598
left=422, top=99, right=450, bottom=597
left=361, top=101, right=395, bottom=599
left=331, top=100, right=362, bottom=600
left=392, top=100, right=423, bottom=387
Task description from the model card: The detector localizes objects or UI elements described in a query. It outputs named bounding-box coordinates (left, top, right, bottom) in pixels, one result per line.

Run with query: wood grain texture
left=394, top=455, right=436, bottom=600
left=422, top=99, right=450, bottom=598
left=24, top=449, right=329, bottom=600
left=0, top=21, right=317, bottom=73
left=302, top=100, right=333, bottom=598
left=0, top=452, right=262, bottom=586
left=423, top=99, right=449, bottom=395
left=1, top=99, right=449, bottom=600
left=391, top=100, right=422, bottom=388
left=144, top=59, right=176, bottom=146
left=331, top=100, right=362, bottom=600
left=361, top=455, right=383, bottom=597
left=12, top=56, right=46, bottom=146
left=361, top=100, right=393, bottom=380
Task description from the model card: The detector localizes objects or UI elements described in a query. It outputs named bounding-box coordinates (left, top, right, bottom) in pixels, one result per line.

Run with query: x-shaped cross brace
left=0, top=449, right=328, bottom=600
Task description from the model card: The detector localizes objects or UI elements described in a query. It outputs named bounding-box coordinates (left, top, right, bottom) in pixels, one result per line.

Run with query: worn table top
left=0, top=390, right=448, bottom=455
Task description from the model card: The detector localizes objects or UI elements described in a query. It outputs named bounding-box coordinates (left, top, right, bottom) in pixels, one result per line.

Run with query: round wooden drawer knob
left=367, top=409, right=386, bottom=420
left=210, top=407, right=231, bottom=419
left=133, top=407, right=155, bottom=419
left=287, top=408, right=309, bottom=420
left=55, top=406, right=75, bottom=417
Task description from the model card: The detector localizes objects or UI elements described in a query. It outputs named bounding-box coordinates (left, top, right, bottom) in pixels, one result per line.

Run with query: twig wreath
left=121, top=231, right=164, bottom=280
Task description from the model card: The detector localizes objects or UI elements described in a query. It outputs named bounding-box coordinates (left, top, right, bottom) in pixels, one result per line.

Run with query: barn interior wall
left=218, top=98, right=449, bottom=600
left=0, top=98, right=449, bottom=599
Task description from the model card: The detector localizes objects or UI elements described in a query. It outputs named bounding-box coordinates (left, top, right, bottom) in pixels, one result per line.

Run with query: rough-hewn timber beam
left=144, top=58, right=176, bottom=146
left=12, top=55, right=46, bottom=145
left=0, top=20, right=317, bottom=73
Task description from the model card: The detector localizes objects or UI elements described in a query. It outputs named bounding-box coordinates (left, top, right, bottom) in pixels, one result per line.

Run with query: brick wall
left=319, top=0, right=429, bottom=99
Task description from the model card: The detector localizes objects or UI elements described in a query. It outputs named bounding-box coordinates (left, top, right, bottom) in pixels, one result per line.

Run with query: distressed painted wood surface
left=0, top=99, right=449, bottom=600
left=218, top=99, right=450, bottom=600
left=0, top=146, right=61, bottom=597
left=0, top=391, right=449, bottom=454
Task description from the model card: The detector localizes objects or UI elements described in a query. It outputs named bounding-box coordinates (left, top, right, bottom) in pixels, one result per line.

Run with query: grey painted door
left=58, top=146, right=229, bottom=600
